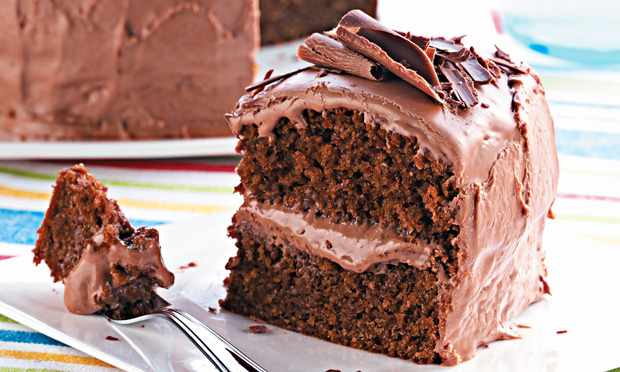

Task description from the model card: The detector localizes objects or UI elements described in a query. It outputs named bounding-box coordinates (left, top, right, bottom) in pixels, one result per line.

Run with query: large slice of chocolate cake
left=33, top=164, right=174, bottom=320
left=221, top=10, right=559, bottom=365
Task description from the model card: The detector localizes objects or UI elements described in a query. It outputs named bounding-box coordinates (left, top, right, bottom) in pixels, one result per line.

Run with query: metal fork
left=107, top=307, right=267, bottom=372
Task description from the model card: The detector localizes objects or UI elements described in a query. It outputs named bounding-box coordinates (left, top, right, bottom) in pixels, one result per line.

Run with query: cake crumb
left=141, top=325, right=145, bottom=328
left=325, top=369, right=341, bottom=372
left=482, top=344, right=490, bottom=349
left=249, top=325, right=267, bottom=334
left=208, top=307, right=218, bottom=313
left=178, top=262, right=198, bottom=271
left=249, top=315, right=264, bottom=323
left=106, top=336, right=119, bottom=341
left=556, top=330, right=567, bottom=334
left=517, top=324, right=531, bottom=329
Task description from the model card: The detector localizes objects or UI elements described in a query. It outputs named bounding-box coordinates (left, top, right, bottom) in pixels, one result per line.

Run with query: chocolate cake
left=33, top=164, right=174, bottom=320
left=222, top=11, right=559, bottom=365
left=0, top=0, right=258, bottom=141
left=260, top=0, right=377, bottom=45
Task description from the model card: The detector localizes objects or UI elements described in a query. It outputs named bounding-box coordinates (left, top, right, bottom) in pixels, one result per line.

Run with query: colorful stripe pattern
left=0, top=314, right=119, bottom=371
left=1, top=72, right=620, bottom=371
left=0, top=157, right=243, bottom=370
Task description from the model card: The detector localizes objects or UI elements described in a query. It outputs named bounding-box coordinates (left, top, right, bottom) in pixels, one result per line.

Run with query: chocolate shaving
left=437, top=48, right=470, bottom=63
left=461, top=55, right=493, bottom=84
left=429, top=37, right=464, bottom=54
left=395, top=30, right=430, bottom=50
left=491, top=58, right=528, bottom=74
left=439, top=61, right=478, bottom=108
left=297, top=33, right=383, bottom=81
left=245, top=66, right=312, bottom=93
left=486, top=60, right=502, bottom=79
left=425, top=47, right=436, bottom=63
left=451, top=35, right=467, bottom=45
left=431, top=38, right=492, bottom=86
left=494, top=45, right=512, bottom=61
left=334, top=10, right=442, bottom=102
left=262, top=69, right=274, bottom=80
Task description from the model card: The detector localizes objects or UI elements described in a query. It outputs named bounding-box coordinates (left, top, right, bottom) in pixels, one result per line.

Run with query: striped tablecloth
left=1, top=71, right=620, bottom=371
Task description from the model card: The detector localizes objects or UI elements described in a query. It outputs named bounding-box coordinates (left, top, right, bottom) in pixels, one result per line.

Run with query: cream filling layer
left=238, top=200, right=440, bottom=273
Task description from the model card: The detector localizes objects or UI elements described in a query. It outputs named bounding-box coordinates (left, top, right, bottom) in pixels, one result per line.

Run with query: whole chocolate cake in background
left=33, top=164, right=174, bottom=320
left=259, top=0, right=377, bottom=45
left=222, top=10, right=559, bottom=365
left=0, top=0, right=258, bottom=141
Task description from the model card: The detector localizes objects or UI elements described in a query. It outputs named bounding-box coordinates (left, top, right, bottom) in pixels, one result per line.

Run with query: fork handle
left=160, top=308, right=268, bottom=372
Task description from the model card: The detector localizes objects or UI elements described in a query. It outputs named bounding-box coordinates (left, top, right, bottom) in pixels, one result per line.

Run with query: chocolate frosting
left=0, top=0, right=258, bottom=141
left=64, top=227, right=174, bottom=315
left=227, top=36, right=558, bottom=363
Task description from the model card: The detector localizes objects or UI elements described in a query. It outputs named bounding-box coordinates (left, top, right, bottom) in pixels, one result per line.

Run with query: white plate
left=1, top=214, right=619, bottom=372
left=0, top=137, right=239, bottom=160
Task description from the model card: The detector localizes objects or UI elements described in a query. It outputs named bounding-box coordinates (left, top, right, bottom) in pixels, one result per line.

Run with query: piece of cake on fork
left=221, top=10, right=558, bottom=365
left=33, top=164, right=174, bottom=320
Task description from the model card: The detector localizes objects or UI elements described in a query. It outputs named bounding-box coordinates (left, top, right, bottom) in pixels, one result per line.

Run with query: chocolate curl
left=334, top=10, right=442, bottom=103
left=297, top=33, right=383, bottom=81
left=245, top=67, right=312, bottom=93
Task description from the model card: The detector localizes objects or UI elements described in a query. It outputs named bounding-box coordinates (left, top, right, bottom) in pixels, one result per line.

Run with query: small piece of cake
left=259, top=0, right=377, bottom=45
left=33, top=164, right=174, bottom=320
left=222, top=11, right=558, bottom=365
left=0, top=0, right=258, bottom=141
